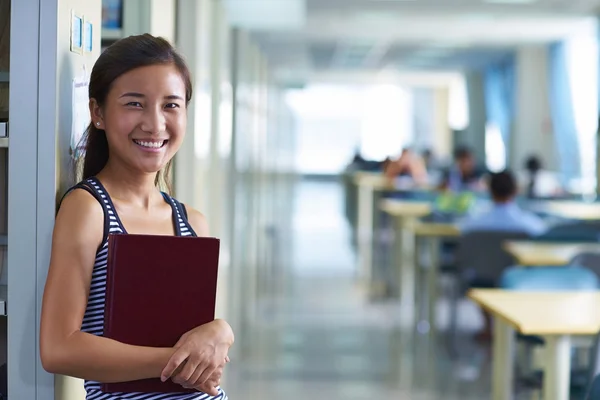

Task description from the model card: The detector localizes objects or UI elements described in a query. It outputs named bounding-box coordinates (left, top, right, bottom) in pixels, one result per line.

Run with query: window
left=565, top=23, right=598, bottom=194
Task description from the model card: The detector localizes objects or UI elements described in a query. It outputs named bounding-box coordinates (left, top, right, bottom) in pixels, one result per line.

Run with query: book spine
left=103, top=234, right=117, bottom=338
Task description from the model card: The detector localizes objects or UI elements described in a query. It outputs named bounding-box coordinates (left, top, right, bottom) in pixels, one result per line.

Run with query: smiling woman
left=82, top=36, right=192, bottom=192
left=39, top=34, right=233, bottom=400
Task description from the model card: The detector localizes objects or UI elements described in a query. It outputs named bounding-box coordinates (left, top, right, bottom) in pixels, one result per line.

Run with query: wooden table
left=380, top=199, right=433, bottom=322
left=530, top=200, right=600, bottom=221
left=354, top=172, right=396, bottom=281
left=468, top=289, right=600, bottom=400
left=504, top=240, right=600, bottom=266
left=413, top=222, right=460, bottom=335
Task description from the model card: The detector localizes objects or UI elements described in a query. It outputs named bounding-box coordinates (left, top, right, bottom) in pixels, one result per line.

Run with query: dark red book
left=101, top=233, right=220, bottom=394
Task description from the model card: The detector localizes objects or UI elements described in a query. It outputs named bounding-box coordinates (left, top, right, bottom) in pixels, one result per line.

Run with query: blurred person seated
left=519, top=155, right=564, bottom=199
left=345, top=150, right=386, bottom=173
left=383, top=148, right=428, bottom=185
left=459, top=170, right=547, bottom=340
left=422, top=148, right=434, bottom=170
left=439, top=146, right=486, bottom=192
left=460, top=169, right=547, bottom=236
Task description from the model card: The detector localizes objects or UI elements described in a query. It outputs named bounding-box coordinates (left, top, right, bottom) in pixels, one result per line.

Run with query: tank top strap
left=161, top=193, right=198, bottom=237
left=59, top=177, right=126, bottom=248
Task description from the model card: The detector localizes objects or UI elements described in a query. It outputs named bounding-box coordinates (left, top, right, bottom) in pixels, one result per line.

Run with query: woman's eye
left=126, top=102, right=142, bottom=107
left=165, top=103, right=180, bottom=109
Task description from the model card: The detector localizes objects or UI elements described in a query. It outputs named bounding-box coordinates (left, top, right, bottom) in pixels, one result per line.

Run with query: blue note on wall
left=84, top=20, right=93, bottom=52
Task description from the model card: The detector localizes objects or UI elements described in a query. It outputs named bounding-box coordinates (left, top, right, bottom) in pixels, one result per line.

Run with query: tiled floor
left=223, top=178, right=528, bottom=399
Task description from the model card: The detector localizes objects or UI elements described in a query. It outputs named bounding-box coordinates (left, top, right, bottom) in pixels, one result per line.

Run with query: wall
left=56, top=2, right=102, bottom=196
left=511, top=45, right=556, bottom=172
left=8, top=1, right=101, bottom=399
left=55, top=3, right=102, bottom=398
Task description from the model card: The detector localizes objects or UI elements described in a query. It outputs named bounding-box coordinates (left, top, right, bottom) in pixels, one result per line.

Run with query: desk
left=380, top=199, right=432, bottom=321
left=413, top=222, right=460, bottom=334
left=504, top=241, right=600, bottom=266
left=530, top=200, right=600, bottom=221
left=468, top=289, right=600, bottom=400
left=354, top=172, right=395, bottom=281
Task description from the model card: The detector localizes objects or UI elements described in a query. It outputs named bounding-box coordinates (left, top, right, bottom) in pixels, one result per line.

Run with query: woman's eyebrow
left=119, top=92, right=145, bottom=98
left=118, top=93, right=184, bottom=101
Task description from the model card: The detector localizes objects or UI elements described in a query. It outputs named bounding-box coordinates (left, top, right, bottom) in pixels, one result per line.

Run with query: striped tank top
left=66, top=177, right=228, bottom=400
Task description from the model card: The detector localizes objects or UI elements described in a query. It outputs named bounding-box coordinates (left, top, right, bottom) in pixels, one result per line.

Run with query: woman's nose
left=140, top=107, right=166, bottom=134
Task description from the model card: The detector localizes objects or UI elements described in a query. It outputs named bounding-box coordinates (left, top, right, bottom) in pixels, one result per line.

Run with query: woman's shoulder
left=173, top=200, right=209, bottom=237
left=57, top=181, right=104, bottom=224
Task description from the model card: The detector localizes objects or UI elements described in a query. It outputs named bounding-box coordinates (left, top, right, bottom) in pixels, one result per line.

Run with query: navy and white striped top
left=66, top=177, right=227, bottom=400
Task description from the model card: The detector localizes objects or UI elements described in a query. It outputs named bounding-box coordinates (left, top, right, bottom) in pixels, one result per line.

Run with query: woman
left=39, top=34, right=233, bottom=399
left=383, top=148, right=428, bottom=185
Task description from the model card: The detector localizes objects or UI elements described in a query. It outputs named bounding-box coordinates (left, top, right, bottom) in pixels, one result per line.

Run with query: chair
left=455, top=230, right=532, bottom=287
left=537, top=222, right=600, bottom=243
left=587, top=374, right=600, bottom=400
left=501, top=266, right=599, bottom=291
left=447, top=230, right=532, bottom=347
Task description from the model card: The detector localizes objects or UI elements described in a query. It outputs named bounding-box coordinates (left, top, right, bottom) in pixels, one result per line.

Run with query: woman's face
left=93, top=63, right=187, bottom=175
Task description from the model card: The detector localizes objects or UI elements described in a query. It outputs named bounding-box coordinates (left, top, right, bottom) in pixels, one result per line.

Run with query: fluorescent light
left=483, top=0, right=537, bottom=4
left=224, top=0, right=306, bottom=30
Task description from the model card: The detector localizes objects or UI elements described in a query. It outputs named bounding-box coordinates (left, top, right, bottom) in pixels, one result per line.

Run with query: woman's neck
left=96, top=161, right=161, bottom=210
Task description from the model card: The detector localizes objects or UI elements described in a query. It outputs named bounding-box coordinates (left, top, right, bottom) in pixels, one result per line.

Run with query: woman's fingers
left=181, top=361, right=212, bottom=388
left=194, top=366, right=222, bottom=388
left=196, top=381, right=220, bottom=396
left=161, top=348, right=190, bottom=382
left=171, top=356, right=200, bottom=385
left=195, top=361, right=219, bottom=388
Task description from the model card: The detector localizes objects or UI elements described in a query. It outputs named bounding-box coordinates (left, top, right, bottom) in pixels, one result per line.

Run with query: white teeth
left=134, top=140, right=165, bottom=149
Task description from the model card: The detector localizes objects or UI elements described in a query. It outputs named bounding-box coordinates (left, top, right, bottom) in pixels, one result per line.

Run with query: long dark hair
left=80, top=34, right=193, bottom=192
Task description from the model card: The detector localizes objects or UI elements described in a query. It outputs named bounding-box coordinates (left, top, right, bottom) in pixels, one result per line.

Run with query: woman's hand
left=160, top=319, right=234, bottom=395
left=177, top=356, right=230, bottom=393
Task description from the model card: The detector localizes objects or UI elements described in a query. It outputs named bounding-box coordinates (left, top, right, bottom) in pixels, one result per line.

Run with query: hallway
left=224, top=178, right=501, bottom=400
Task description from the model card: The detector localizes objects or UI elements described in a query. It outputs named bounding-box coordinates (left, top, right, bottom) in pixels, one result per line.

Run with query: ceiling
left=228, top=0, right=600, bottom=84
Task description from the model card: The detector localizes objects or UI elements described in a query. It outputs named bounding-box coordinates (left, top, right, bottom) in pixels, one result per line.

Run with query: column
left=122, top=0, right=176, bottom=42
left=432, top=87, right=452, bottom=161
left=174, top=0, right=213, bottom=210
left=412, top=88, right=435, bottom=152
left=511, top=45, right=557, bottom=172
left=462, top=71, right=487, bottom=163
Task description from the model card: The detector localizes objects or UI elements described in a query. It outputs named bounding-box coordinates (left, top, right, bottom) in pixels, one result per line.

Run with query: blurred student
left=460, top=170, right=547, bottom=235
left=440, top=146, right=486, bottom=192
left=384, top=148, right=428, bottom=184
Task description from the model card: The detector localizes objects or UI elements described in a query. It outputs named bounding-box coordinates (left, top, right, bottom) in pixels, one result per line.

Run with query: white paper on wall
left=71, top=76, right=89, bottom=159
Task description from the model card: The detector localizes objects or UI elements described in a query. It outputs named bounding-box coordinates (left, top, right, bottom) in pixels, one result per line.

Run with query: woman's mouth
left=132, top=139, right=168, bottom=150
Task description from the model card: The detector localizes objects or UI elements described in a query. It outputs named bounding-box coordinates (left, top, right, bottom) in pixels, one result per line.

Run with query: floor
left=223, top=178, right=531, bottom=399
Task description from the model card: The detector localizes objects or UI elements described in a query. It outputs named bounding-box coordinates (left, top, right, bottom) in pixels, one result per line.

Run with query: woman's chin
left=137, top=164, right=167, bottom=175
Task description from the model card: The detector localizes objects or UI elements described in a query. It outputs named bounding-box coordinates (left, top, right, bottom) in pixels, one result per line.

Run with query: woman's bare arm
left=40, top=189, right=174, bottom=382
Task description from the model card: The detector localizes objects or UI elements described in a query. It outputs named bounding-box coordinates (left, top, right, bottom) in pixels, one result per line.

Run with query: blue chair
left=536, top=222, right=600, bottom=243
left=501, top=266, right=599, bottom=291
left=586, top=374, right=600, bottom=399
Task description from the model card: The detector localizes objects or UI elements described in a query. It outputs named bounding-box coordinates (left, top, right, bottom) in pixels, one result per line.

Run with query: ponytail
left=82, top=123, right=109, bottom=180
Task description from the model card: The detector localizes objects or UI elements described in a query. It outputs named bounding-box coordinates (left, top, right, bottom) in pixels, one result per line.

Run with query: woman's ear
left=89, top=98, right=104, bottom=130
